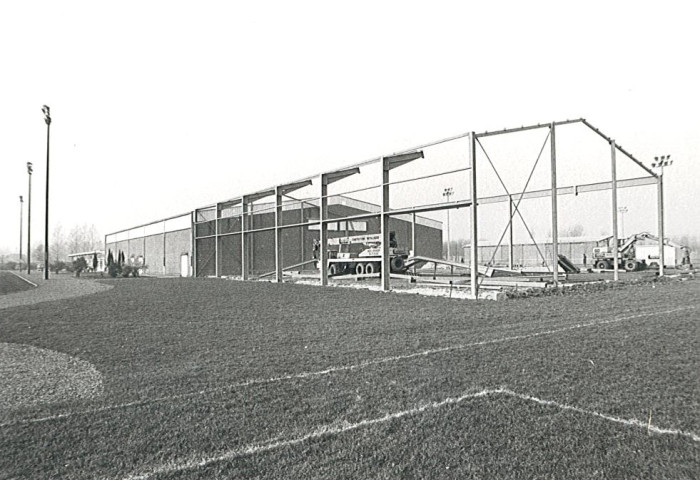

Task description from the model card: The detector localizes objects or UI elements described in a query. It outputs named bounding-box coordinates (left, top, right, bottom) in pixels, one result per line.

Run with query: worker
left=312, top=239, right=320, bottom=259
left=682, top=249, right=691, bottom=266
left=582, top=253, right=587, bottom=266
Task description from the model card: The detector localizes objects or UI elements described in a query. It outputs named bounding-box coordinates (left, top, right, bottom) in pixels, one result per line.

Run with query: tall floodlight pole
left=27, top=162, right=33, bottom=274
left=618, top=206, right=628, bottom=238
left=42, top=105, right=51, bottom=280
left=651, top=155, right=672, bottom=277
left=442, top=187, right=453, bottom=260
left=19, top=196, right=24, bottom=265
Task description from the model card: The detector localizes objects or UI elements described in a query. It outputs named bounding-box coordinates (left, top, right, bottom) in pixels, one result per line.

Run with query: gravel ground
left=0, top=273, right=112, bottom=310
left=0, top=342, right=103, bottom=409
left=0, top=274, right=110, bottom=409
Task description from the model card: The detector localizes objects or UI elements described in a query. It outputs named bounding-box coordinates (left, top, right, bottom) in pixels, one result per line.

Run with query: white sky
left=1, top=0, right=698, bottom=254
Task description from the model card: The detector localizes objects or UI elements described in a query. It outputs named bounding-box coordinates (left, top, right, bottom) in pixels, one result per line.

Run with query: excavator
left=591, top=232, right=688, bottom=271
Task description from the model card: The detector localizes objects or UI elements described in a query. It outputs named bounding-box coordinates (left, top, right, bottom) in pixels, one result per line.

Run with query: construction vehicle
left=591, top=232, right=689, bottom=271
left=320, top=232, right=410, bottom=276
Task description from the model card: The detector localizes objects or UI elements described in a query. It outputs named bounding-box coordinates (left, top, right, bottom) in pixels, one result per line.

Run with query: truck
left=319, top=232, right=410, bottom=276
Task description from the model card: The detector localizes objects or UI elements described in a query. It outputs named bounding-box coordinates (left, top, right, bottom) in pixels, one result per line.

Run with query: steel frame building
left=107, top=118, right=666, bottom=298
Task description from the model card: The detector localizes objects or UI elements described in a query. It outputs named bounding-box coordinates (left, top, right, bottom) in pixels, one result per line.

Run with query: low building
left=105, top=196, right=443, bottom=278
left=67, top=250, right=105, bottom=272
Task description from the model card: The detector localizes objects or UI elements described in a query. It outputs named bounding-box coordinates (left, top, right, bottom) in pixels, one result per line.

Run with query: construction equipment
left=321, top=232, right=409, bottom=276
left=591, top=232, right=689, bottom=271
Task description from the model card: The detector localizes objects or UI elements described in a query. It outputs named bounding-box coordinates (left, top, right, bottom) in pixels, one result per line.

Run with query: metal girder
left=475, top=176, right=657, bottom=205
left=384, top=151, right=424, bottom=171
left=323, top=167, right=361, bottom=185
left=278, top=179, right=313, bottom=195
left=244, top=189, right=276, bottom=204
left=218, top=198, right=242, bottom=210
left=387, top=199, right=472, bottom=217
left=476, top=118, right=583, bottom=138
left=581, top=119, right=657, bottom=178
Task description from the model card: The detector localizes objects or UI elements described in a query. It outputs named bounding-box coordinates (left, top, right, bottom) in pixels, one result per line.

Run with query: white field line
left=121, top=387, right=700, bottom=480
left=8, top=271, right=38, bottom=287
left=2, top=305, right=696, bottom=428
left=499, top=388, right=700, bottom=442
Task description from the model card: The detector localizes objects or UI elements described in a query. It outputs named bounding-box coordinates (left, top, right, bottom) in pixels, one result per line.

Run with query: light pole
left=27, top=162, right=33, bottom=274
left=618, top=206, right=628, bottom=238
left=19, top=196, right=24, bottom=266
left=442, top=187, right=454, bottom=260
left=42, top=105, right=51, bottom=280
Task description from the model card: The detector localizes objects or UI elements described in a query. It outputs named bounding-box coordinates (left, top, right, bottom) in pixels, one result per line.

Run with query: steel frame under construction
left=193, top=118, right=666, bottom=298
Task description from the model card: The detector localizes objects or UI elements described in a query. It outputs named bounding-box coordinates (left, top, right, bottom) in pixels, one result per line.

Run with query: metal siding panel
left=165, top=230, right=191, bottom=275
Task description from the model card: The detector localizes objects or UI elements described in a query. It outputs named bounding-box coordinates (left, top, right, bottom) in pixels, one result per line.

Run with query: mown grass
left=0, top=277, right=698, bottom=479
left=0, top=271, right=34, bottom=295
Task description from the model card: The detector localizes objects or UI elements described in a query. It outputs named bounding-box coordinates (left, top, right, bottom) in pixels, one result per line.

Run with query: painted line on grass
left=2, top=304, right=696, bottom=428
left=121, top=387, right=700, bottom=479
left=499, top=388, right=700, bottom=442
left=8, top=271, right=38, bottom=287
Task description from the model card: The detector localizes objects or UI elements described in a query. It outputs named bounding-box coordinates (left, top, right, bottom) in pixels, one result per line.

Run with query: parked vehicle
left=322, top=232, right=409, bottom=276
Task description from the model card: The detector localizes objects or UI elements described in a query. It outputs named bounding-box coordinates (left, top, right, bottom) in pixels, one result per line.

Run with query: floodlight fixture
left=651, top=154, right=672, bottom=168
left=42, top=105, right=51, bottom=124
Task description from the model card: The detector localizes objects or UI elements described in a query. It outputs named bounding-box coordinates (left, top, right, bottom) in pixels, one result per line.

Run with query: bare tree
left=563, top=224, right=585, bottom=238
left=52, top=222, right=68, bottom=262
left=67, top=223, right=102, bottom=254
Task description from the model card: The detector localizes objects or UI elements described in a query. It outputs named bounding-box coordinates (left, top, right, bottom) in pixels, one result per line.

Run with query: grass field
left=0, top=276, right=698, bottom=479
left=0, top=271, right=35, bottom=295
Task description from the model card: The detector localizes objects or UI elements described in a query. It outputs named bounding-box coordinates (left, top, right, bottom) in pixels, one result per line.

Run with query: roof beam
left=384, top=151, right=424, bottom=171
left=218, top=198, right=242, bottom=209
left=476, top=118, right=583, bottom=138
left=278, top=179, right=313, bottom=195
left=243, top=189, right=275, bottom=204
left=323, top=167, right=361, bottom=185
left=475, top=176, right=657, bottom=205
left=581, top=119, right=657, bottom=178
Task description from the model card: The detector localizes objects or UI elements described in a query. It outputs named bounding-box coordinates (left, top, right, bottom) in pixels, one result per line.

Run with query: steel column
left=192, top=212, right=197, bottom=277
left=214, top=204, right=219, bottom=277
left=657, top=175, right=665, bottom=276
left=274, top=187, right=283, bottom=283
left=508, top=196, right=514, bottom=270
left=469, top=132, right=478, bottom=298
left=611, top=140, right=619, bottom=281
left=381, top=157, right=391, bottom=291
left=241, top=199, right=248, bottom=280
left=550, top=123, right=559, bottom=286
left=411, top=212, right=417, bottom=275
left=320, top=175, right=329, bottom=286
left=300, top=200, right=305, bottom=266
